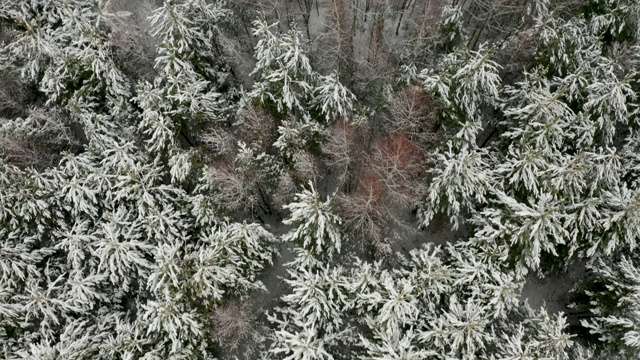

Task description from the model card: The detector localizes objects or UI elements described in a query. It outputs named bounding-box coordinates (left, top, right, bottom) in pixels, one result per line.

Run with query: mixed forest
left=1, top=0, right=640, bottom=359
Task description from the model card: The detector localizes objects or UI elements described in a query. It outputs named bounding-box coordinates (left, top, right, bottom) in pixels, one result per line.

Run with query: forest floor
left=521, top=259, right=590, bottom=326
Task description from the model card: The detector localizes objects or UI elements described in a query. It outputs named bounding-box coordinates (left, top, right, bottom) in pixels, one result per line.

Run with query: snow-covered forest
left=1, top=0, right=640, bottom=359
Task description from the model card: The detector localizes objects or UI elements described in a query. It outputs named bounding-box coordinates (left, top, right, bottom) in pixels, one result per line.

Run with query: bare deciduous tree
left=200, top=128, right=236, bottom=158
left=0, top=69, right=28, bottom=118
left=235, top=104, right=278, bottom=152
left=369, top=132, right=426, bottom=208
left=337, top=173, right=387, bottom=244
left=317, top=0, right=354, bottom=77
left=1, top=107, right=81, bottom=169
left=108, top=0, right=158, bottom=81
left=321, top=119, right=368, bottom=189
left=293, top=151, right=319, bottom=183
left=206, top=161, right=259, bottom=213
left=384, top=85, right=439, bottom=146
left=211, top=298, right=266, bottom=359
left=1, top=133, right=56, bottom=169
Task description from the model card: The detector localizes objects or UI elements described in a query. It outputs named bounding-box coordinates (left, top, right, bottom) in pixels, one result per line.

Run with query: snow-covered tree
left=311, top=72, right=357, bottom=123
left=418, top=44, right=501, bottom=146
left=0, top=141, right=278, bottom=358
left=250, top=18, right=315, bottom=115
left=136, top=0, right=230, bottom=158
left=248, top=16, right=359, bottom=132
left=3, top=0, right=640, bottom=358
left=266, top=183, right=351, bottom=360
left=282, top=182, right=343, bottom=259
left=340, top=242, right=571, bottom=359
left=439, top=2, right=467, bottom=48
left=267, top=313, right=343, bottom=360
left=0, top=2, right=282, bottom=359
left=576, top=253, right=640, bottom=358
left=0, top=0, right=132, bottom=109
left=419, top=141, right=492, bottom=230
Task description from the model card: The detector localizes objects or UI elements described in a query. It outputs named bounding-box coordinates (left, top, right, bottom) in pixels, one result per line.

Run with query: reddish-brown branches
left=369, top=132, right=426, bottom=208
left=336, top=131, right=426, bottom=249
left=337, top=172, right=386, bottom=245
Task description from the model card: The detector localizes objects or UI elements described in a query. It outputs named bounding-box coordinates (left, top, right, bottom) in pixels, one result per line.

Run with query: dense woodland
left=1, top=0, right=640, bottom=359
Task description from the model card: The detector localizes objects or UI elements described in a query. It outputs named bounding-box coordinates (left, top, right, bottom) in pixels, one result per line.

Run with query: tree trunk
left=395, top=0, right=410, bottom=35
left=480, top=126, right=497, bottom=148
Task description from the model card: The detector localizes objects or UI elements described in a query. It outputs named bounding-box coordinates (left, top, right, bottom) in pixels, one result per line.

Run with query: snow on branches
left=282, top=182, right=343, bottom=259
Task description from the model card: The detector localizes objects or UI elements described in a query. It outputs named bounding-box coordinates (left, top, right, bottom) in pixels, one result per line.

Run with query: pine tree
left=0, top=2, right=279, bottom=359
left=250, top=18, right=315, bottom=115
left=418, top=44, right=501, bottom=146
left=419, top=141, right=491, bottom=230
left=266, top=184, right=351, bottom=360
left=580, top=255, right=640, bottom=357
left=311, top=72, right=357, bottom=123
left=282, top=182, right=343, bottom=259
